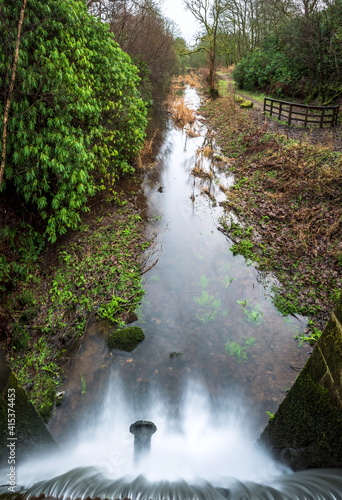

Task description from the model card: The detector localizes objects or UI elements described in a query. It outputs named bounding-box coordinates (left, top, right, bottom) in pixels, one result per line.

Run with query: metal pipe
left=129, top=420, right=157, bottom=464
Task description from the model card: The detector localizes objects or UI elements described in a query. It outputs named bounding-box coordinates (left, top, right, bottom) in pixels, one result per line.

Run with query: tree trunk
left=207, top=51, right=218, bottom=99
left=0, top=0, right=27, bottom=191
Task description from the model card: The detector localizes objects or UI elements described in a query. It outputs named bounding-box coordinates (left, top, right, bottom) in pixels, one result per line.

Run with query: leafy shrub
left=233, top=46, right=299, bottom=96
left=0, top=0, right=147, bottom=242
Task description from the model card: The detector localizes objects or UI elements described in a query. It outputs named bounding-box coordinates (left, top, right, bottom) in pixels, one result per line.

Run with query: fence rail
left=263, top=98, right=339, bottom=128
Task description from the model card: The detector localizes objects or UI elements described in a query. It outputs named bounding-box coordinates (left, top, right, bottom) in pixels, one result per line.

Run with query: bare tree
left=88, top=0, right=162, bottom=21
left=184, top=0, right=231, bottom=98
left=94, top=0, right=178, bottom=100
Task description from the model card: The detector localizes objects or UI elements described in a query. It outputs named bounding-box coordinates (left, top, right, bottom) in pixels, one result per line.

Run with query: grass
left=216, top=71, right=265, bottom=104
left=225, top=336, right=257, bottom=362
left=169, top=71, right=201, bottom=96
left=136, top=129, right=159, bottom=169
left=39, top=209, right=147, bottom=338
left=235, top=87, right=266, bottom=105
left=9, top=338, right=60, bottom=421
left=237, top=299, right=263, bottom=325
left=184, top=71, right=201, bottom=88
left=191, top=165, right=213, bottom=179
left=166, top=95, right=195, bottom=128
left=193, top=275, right=229, bottom=323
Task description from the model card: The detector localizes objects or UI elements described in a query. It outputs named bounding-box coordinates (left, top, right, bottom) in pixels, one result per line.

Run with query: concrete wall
left=260, top=299, right=342, bottom=470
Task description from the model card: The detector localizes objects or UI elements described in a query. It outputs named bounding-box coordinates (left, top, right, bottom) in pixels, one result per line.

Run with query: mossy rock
left=1, top=352, right=58, bottom=466
left=38, top=378, right=57, bottom=421
left=240, top=100, right=254, bottom=109
left=107, top=327, right=145, bottom=352
left=260, top=299, right=342, bottom=470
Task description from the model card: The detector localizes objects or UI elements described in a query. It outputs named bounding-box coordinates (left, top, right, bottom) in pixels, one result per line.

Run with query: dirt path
left=218, top=72, right=264, bottom=110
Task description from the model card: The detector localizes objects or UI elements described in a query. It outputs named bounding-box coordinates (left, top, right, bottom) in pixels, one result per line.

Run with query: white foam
left=17, top=377, right=287, bottom=489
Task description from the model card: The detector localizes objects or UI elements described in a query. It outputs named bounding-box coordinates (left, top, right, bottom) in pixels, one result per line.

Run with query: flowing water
left=2, top=86, right=342, bottom=499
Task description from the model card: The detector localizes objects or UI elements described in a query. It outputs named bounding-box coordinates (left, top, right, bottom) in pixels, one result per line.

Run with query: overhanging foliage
left=0, top=0, right=147, bottom=242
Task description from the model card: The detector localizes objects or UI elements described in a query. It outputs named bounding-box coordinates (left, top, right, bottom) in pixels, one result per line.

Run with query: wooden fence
left=263, top=97, right=339, bottom=128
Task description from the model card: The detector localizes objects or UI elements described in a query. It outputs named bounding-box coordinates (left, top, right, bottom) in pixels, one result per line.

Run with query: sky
left=162, top=0, right=198, bottom=45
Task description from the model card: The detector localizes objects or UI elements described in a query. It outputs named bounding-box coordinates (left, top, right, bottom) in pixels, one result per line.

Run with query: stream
left=4, top=86, right=342, bottom=499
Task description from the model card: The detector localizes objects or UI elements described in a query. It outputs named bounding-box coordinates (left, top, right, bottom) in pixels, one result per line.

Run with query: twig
left=141, top=257, right=160, bottom=275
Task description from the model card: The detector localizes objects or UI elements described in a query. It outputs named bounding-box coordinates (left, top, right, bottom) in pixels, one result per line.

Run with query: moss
left=240, top=100, right=254, bottom=108
left=0, top=369, right=57, bottom=465
left=37, top=378, right=57, bottom=421
left=333, top=298, right=342, bottom=324
left=316, top=317, right=342, bottom=405
left=260, top=311, right=342, bottom=470
left=107, top=326, right=145, bottom=352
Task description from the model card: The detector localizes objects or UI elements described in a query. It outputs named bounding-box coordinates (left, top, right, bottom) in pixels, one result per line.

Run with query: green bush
left=233, top=46, right=299, bottom=96
left=0, top=0, right=147, bottom=243
left=233, top=2, right=342, bottom=103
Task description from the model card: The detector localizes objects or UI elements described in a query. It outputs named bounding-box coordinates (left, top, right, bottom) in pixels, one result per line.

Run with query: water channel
left=5, top=86, right=342, bottom=499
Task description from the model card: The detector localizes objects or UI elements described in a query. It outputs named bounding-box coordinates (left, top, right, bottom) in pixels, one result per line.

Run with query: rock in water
left=107, top=326, right=145, bottom=352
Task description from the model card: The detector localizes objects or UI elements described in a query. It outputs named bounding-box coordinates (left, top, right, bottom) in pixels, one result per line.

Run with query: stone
left=107, top=326, right=145, bottom=352
left=240, top=100, right=254, bottom=109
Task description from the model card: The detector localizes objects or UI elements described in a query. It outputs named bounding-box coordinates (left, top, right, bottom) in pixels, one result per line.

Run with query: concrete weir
left=260, top=296, right=342, bottom=470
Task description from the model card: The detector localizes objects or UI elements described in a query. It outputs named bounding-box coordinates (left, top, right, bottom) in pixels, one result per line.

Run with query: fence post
left=304, top=107, right=309, bottom=127
left=278, top=102, right=282, bottom=121
left=263, top=99, right=338, bottom=128
left=332, top=107, right=339, bottom=127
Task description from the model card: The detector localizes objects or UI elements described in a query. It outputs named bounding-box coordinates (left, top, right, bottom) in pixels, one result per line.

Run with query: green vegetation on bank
left=217, top=74, right=264, bottom=108
left=6, top=197, right=148, bottom=419
left=202, top=93, right=342, bottom=339
left=1, top=0, right=147, bottom=243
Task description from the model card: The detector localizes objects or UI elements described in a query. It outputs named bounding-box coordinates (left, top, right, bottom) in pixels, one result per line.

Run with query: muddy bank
left=202, top=92, right=342, bottom=338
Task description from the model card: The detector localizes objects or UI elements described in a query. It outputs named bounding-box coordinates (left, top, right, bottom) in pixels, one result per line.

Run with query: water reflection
left=119, top=86, right=308, bottom=422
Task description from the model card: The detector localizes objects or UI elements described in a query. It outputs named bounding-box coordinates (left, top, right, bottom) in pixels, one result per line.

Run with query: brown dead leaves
left=202, top=93, right=342, bottom=330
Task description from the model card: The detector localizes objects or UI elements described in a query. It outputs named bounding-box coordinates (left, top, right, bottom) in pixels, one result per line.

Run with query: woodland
left=184, top=0, right=342, bottom=102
